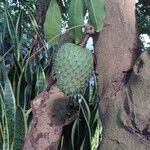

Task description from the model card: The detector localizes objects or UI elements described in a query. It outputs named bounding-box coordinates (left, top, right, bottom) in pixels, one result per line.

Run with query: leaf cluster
left=59, top=78, right=102, bottom=150
left=0, top=1, right=54, bottom=149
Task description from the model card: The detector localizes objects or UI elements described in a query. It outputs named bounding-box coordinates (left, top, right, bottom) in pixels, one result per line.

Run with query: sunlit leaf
left=68, top=0, right=84, bottom=44
left=44, top=0, right=62, bottom=48
left=87, top=0, right=106, bottom=32
left=91, top=118, right=102, bottom=150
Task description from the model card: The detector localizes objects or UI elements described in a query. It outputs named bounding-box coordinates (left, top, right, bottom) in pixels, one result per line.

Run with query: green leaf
left=36, top=65, right=45, bottom=95
left=11, top=106, right=26, bottom=150
left=0, top=123, right=2, bottom=149
left=0, top=96, right=3, bottom=126
left=79, top=95, right=91, bottom=123
left=0, top=60, right=7, bottom=82
left=91, top=118, right=102, bottom=150
left=44, top=0, right=62, bottom=48
left=0, top=61, right=16, bottom=143
left=0, top=95, right=5, bottom=149
left=25, top=62, right=33, bottom=85
left=16, top=67, right=25, bottom=106
left=2, top=117, right=9, bottom=150
left=71, top=120, right=78, bottom=150
left=13, top=55, right=21, bottom=76
left=87, top=0, right=106, bottom=32
left=0, top=84, right=5, bottom=126
left=4, top=78, right=16, bottom=143
left=4, top=8, right=15, bottom=43
left=79, top=96, right=91, bottom=147
left=24, top=85, right=32, bottom=110
left=80, top=135, right=90, bottom=150
left=68, top=0, right=84, bottom=44
left=90, top=105, right=99, bottom=128
left=15, top=12, right=22, bottom=43
left=15, top=12, right=23, bottom=61
left=58, top=135, right=64, bottom=150
left=0, top=85, right=4, bottom=125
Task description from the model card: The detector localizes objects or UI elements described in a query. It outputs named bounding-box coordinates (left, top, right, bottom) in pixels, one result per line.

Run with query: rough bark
left=94, top=0, right=150, bottom=149
left=23, top=85, right=76, bottom=150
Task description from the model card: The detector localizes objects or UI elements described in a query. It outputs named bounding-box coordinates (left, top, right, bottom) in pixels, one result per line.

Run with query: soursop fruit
left=54, top=43, right=93, bottom=95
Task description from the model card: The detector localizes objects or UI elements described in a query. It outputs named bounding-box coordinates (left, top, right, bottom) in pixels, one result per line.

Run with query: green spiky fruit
left=54, top=43, right=93, bottom=95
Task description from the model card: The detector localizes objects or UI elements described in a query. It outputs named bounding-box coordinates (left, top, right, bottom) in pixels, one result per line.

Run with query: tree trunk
left=94, top=0, right=150, bottom=149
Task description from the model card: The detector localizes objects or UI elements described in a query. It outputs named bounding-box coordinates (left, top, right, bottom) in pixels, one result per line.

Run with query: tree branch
left=23, top=86, right=76, bottom=150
